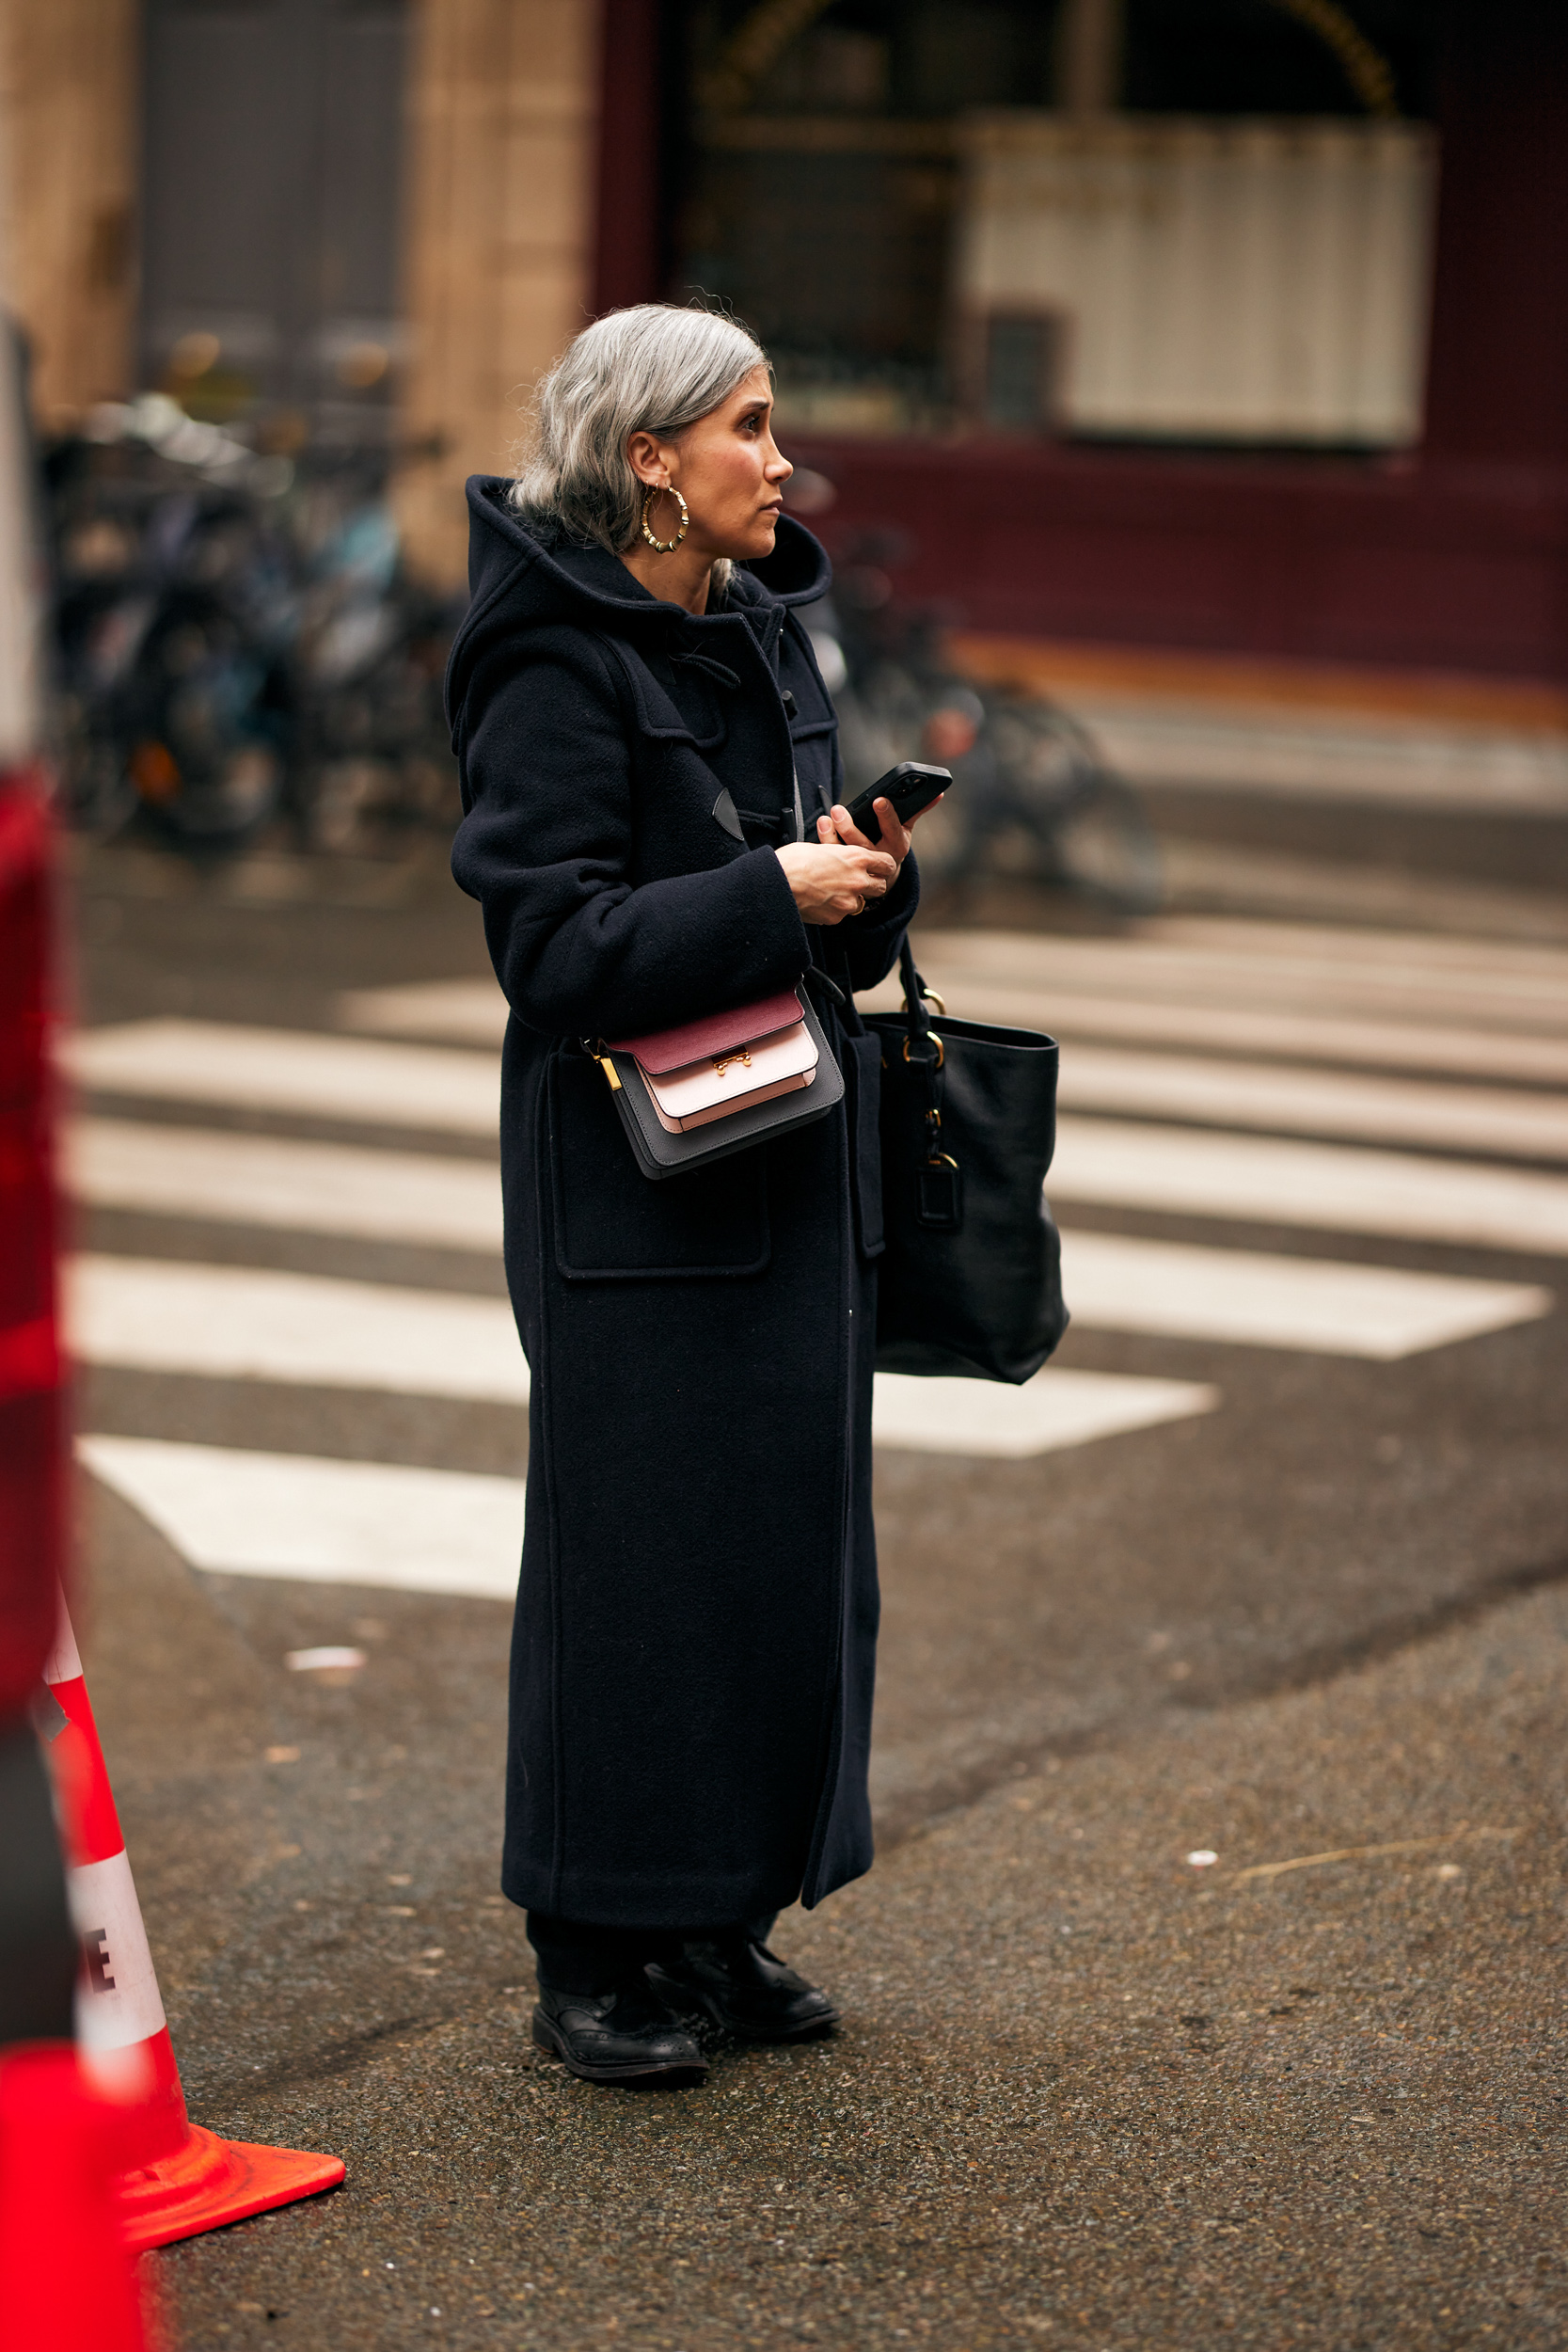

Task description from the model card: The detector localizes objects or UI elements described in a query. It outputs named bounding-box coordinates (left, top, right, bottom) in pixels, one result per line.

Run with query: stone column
left=396, top=0, right=602, bottom=586
left=0, top=0, right=140, bottom=424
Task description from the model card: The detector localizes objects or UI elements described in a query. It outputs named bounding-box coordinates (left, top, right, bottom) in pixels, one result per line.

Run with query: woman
left=447, top=304, right=928, bottom=2084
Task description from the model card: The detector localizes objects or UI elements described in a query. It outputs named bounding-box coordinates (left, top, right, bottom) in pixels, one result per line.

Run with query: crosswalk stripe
left=67, top=1258, right=1213, bottom=1453
left=1053, top=1116, right=1568, bottom=1256
left=1058, top=1047, right=1568, bottom=1161
left=67, top=1242, right=1549, bottom=1389
left=339, top=979, right=507, bottom=1046
left=1061, top=1232, right=1549, bottom=1358
left=68, top=1119, right=505, bottom=1250
left=77, top=1435, right=525, bottom=1602
left=907, top=927, right=1568, bottom=1034
left=872, top=1369, right=1217, bottom=1455
left=341, top=972, right=1568, bottom=1091
left=67, top=1016, right=1568, bottom=1164
left=68, top=1256, right=529, bottom=1400
left=78, top=1356, right=1218, bottom=1599
left=62, top=1020, right=499, bottom=1135
left=889, top=985, right=1568, bottom=1090
left=1150, top=915, right=1568, bottom=981
left=71, top=1108, right=1568, bottom=1261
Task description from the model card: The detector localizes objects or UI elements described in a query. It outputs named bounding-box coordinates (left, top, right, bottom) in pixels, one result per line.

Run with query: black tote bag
left=864, top=940, right=1069, bottom=1384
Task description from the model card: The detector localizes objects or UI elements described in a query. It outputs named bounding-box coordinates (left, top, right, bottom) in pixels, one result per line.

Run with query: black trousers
left=528, top=1911, right=778, bottom=1995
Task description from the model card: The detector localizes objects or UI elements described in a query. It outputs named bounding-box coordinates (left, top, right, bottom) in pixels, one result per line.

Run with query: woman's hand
left=776, top=837, right=897, bottom=926
left=816, top=792, right=937, bottom=878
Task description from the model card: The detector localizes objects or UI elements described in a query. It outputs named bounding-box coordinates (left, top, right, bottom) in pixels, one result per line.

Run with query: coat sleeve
left=451, top=636, right=810, bottom=1038
left=836, top=851, right=920, bottom=993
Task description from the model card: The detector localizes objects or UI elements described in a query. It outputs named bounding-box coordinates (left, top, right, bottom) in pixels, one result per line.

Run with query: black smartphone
left=841, top=760, right=952, bottom=844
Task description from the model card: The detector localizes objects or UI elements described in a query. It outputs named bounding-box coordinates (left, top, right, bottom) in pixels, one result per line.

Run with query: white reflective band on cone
left=69, top=1848, right=167, bottom=2048
left=43, top=1593, right=84, bottom=1686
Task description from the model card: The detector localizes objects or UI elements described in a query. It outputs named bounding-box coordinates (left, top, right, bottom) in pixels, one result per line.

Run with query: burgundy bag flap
left=609, top=987, right=806, bottom=1076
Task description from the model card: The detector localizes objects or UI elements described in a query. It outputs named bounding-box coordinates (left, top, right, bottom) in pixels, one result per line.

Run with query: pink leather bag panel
left=641, top=1018, right=820, bottom=1133
left=609, top=987, right=805, bottom=1075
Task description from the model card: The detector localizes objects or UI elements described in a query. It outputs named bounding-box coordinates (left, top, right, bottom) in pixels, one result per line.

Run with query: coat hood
left=445, top=473, right=832, bottom=729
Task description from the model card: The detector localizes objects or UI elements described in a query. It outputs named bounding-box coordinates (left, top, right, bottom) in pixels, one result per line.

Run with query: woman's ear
left=626, top=429, right=667, bottom=487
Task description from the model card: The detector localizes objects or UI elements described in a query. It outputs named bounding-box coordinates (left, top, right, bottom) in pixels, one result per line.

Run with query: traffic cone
left=41, top=1596, right=345, bottom=2251
left=0, top=2042, right=161, bottom=2349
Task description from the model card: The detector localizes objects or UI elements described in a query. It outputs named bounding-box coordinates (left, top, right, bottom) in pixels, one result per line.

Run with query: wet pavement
left=58, top=827, right=1568, bottom=2349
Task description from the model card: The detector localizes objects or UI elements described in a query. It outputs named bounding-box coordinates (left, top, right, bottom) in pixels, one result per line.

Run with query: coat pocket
left=843, top=1030, right=885, bottom=1259
left=548, top=1050, right=771, bottom=1280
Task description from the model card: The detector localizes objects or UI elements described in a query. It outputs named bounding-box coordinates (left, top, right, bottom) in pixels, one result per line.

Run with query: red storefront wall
left=594, top=2, right=1568, bottom=688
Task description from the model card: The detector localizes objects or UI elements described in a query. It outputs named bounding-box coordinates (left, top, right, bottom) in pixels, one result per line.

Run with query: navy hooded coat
left=447, top=480, right=918, bottom=1928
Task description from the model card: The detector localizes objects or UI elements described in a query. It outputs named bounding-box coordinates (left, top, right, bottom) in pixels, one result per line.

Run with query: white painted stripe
left=906, top=926, right=1568, bottom=1034
left=67, top=1119, right=503, bottom=1250
left=339, top=978, right=509, bottom=1046
left=874, top=981, right=1568, bottom=1091
left=68, top=1255, right=530, bottom=1401
left=67, top=1242, right=1549, bottom=1395
left=872, top=1367, right=1218, bottom=1457
left=43, top=1593, right=84, bottom=1686
left=69, top=1009, right=1568, bottom=1167
left=77, top=1436, right=526, bottom=1602
left=1057, top=1047, right=1568, bottom=1162
left=62, top=1020, right=500, bottom=1134
left=362, top=970, right=1568, bottom=1088
left=69, top=1849, right=166, bottom=2051
left=1061, top=1231, right=1551, bottom=1359
left=1153, top=914, right=1568, bottom=981
left=71, top=1104, right=1568, bottom=1266
left=1053, top=1116, right=1568, bottom=1255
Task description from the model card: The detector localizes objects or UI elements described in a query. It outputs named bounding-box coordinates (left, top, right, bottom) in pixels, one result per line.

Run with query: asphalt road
left=61, top=831, right=1568, bottom=2350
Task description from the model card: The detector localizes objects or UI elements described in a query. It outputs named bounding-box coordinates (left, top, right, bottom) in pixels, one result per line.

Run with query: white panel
left=70, top=1850, right=167, bottom=2051
left=958, top=114, right=1437, bottom=444
left=1053, top=1116, right=1568, bottom=1256
left=872, top=1367, right=1217, bottom=1458
left=68, top=1255, right=530, bottom=1400
left=78, top=1436, right=526, bottom=1602
left=67, top=1119, right=504, bottom=1250
left=1061, top=1231, right=1549, bottom=1359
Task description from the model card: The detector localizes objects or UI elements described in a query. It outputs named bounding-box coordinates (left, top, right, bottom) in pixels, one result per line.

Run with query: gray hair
left=511, top=305, right=769, bottom=568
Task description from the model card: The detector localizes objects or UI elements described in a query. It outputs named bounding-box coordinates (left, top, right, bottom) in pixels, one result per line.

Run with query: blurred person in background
left=447, top=304, right=931, bottom=2084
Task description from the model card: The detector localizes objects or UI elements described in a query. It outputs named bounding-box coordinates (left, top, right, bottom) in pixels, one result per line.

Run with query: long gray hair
left=512, top=305, right=769, bottom=570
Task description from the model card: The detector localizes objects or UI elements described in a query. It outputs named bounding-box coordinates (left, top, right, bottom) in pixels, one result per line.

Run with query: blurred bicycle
left=44, top=399, right=461, bottom=855
left=800, top=534, right=1163, bottom=918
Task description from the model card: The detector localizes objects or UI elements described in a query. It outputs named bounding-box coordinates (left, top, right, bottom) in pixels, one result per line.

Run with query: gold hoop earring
left=640, top=483, right=689, bottom=553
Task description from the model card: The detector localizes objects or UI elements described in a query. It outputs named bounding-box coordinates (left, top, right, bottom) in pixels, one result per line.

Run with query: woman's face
left=633, top=366, right=793, bottom=562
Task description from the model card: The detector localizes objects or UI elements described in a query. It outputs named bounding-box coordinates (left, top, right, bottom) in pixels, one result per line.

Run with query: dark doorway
left=138, top=0, right=407, bottom=440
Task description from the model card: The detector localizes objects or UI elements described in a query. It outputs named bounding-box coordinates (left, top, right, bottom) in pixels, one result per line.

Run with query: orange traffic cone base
left=118, top=2124, right=344, bottom=2253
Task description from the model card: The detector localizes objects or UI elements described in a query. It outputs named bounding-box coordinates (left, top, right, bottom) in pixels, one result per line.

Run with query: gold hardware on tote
left=903, top=1032, right=944, bottom=1069
left=921, top=988, right=948, bottom=1015
left=591, top=1050, right=623, bottom=1093
left=713, top=1051, right=752, bottom=1077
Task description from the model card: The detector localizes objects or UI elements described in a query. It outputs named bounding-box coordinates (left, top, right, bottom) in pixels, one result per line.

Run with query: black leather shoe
left=531, top=1979, right=707, bottom=2083
left=646, top=1935, right=839, bottom=2042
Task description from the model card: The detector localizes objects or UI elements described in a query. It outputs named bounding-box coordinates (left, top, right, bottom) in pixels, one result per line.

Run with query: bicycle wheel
left=1045, top=768, right=1164, bottom=916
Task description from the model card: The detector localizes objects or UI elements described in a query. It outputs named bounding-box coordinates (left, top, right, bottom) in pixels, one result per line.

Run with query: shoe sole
left=645, top=1970, right=840, bottom=2043
left=531, top=2009, right=708, bottom=2084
